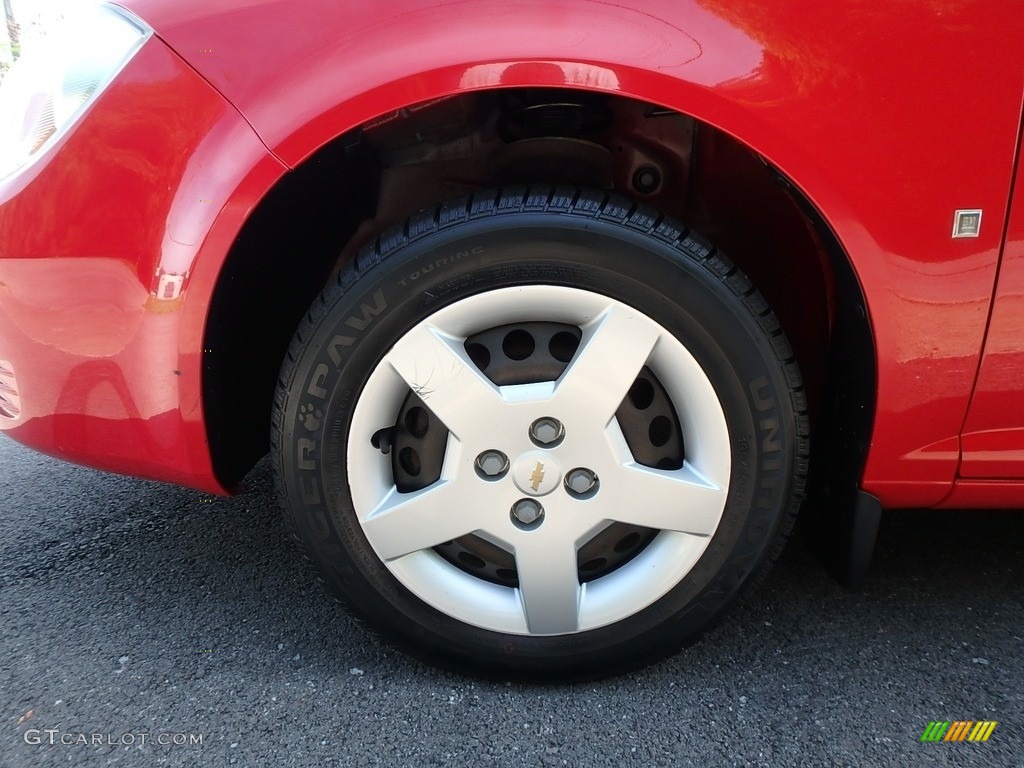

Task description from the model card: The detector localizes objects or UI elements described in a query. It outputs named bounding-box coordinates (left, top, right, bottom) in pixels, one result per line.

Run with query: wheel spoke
left=514, top=533, right=582, bottom=634
left=602, top=462, right=726, bottom=536
left=553, top=304, right=662, bottom=424
left=361, top=479, right=494, bottom=561
left=383, top=323, right=503, bottom=437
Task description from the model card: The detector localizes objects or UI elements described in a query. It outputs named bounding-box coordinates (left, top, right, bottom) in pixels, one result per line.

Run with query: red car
left=1, top=0, right=1022, bottom=679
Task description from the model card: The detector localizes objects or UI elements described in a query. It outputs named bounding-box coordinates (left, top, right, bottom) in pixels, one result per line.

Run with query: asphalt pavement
left=1, top=436, right=1021, bottom=767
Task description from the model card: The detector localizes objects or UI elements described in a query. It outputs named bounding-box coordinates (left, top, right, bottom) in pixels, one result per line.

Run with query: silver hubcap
left=348, top=286, right=731, bottom=635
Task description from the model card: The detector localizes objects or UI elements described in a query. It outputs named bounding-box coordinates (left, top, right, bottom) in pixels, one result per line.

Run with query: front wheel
left=273, top=187, right=808, bottom=679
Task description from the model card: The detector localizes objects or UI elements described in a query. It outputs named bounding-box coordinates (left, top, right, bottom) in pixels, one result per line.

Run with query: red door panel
left=962, top=127, right=1024, bottom=478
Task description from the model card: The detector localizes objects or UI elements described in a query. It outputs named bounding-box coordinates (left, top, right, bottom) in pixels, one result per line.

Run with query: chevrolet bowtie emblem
left=529, top=461, right=545, bottom=492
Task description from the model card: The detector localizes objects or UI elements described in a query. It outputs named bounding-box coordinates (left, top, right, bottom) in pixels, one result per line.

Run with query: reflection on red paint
left=0, top=0, right=1021, bottom=508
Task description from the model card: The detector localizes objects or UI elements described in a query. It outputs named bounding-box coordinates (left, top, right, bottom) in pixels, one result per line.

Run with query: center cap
left=512, top=451, right=562, bottom=496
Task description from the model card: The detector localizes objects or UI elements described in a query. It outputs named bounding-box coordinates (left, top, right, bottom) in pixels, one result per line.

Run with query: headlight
left=0, top=2, right=151, bottom=182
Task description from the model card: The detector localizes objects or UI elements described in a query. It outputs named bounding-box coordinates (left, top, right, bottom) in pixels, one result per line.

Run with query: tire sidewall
left=277, top=215, right=799, bottom=676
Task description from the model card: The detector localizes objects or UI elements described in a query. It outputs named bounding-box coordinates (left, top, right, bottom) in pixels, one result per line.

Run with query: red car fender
left=0, top=37, right=286, bottom=493
left=124, top=0, right=1024, bottom=505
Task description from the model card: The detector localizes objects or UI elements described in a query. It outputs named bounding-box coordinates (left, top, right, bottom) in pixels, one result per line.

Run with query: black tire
left=272, top=186, right=808, bottom=680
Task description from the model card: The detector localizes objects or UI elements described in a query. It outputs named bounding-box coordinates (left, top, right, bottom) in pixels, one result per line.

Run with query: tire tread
left=272, top=185, right=811, bottom=674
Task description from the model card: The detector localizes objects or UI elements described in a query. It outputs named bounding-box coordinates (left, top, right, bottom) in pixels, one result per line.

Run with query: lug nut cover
left=475, top=450, right=509, bottom=478
left=529, top=417, right=564, bottom=446
left=511, top=498, right=544, bottom=527
left=565, top=468, right=598, bottom=496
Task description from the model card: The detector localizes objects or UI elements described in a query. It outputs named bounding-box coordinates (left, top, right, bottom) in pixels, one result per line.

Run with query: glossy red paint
left=119, top=0, right=1024, bottom=505
left=0, top=36, right=285, bottom=493
left=939, top=481, right=1024, bottom=510
left=1, top=0, right=1023, bottom=509
left=961, top=127, right=1024, bottom=479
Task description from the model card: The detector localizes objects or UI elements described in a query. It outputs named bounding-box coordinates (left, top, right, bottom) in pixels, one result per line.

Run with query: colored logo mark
left=921, top=721, right=997, bottom=742
left=529, top=461, right=545, bottom=492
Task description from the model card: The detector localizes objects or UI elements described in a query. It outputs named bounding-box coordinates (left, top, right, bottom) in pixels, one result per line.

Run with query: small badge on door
left=952, top=209, right=982, bottom=238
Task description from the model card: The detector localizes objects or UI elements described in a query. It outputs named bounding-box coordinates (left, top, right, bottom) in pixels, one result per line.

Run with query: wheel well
left=203, top=88, right=874, bottom=496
